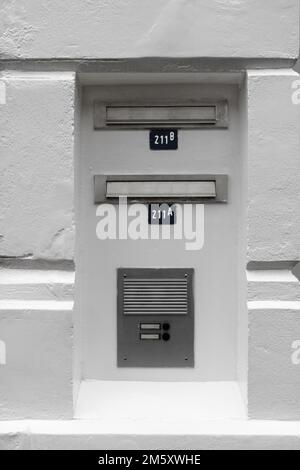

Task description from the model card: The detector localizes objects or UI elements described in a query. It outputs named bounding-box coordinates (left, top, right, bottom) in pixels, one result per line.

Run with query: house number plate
left=148, top=203, right=176, bottom=225
left=149, top=129, right=178, bottom=150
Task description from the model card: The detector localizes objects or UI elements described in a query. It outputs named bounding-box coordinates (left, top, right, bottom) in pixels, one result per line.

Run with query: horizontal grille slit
left=122, top=275, right=188, bottom=315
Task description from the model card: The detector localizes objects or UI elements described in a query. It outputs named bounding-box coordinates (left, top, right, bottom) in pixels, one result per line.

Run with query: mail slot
left=106, top=181, right=216, bottom=199
left=94, top=175, right=227, bottom=204
left=94, top=102, right=228, bottom=129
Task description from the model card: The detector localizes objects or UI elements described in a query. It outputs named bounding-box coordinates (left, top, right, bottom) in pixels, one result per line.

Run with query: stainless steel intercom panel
left=117, top=268, right=194, bottom=367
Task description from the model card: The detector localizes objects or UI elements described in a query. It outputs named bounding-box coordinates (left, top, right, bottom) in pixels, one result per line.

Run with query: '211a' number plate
left=149, top=129, right=178, bottom=150
left=148, top=204, right=176, bottom=225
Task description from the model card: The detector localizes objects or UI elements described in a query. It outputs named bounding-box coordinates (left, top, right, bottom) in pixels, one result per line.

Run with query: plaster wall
left=0, top=301, right=73, bottom=419
left=245, top=70, right=300, bottom=419
left=0, top=72, right=76, bottom=419
left=0, top=72, right=76, bottom=260
left=0, top=1, right=298, bottom=60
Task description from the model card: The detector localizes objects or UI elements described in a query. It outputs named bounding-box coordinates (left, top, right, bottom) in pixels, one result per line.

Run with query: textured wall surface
left=245, top=69, right=300, bottom=419
left=248, top=306, right=300, bottom=420
left=248, top=270, right=300, bottom=301
left=0, top=72, right=75, bottom=260
left=0, top=0, right=298, bottom=60
left=2, top=420, right=300, bottom=450
left=246, top=70, right=300, bottom=262
left=0, top=301, right=73, bottom=419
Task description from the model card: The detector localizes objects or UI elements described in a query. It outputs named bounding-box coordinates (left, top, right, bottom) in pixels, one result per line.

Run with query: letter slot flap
left=106, top=181, right=216, bottom=199
left=94, top=102, right=228, bottom=129
left=94, top=175, right=228, bottom=203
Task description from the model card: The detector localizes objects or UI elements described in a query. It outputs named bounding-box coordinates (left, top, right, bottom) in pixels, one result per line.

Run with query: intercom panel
left=117, top=268, right=194, bottom=367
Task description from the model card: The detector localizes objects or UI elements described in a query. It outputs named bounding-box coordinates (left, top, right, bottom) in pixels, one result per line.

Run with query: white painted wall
left=245, top=69, right=300, bottom=419
left=0, top=72, right=76, bottom=419
left=248, top=304, right=300, bottom=420
left=0, top=300, right=73, bottom=419
left=0, top=0, right=298, bottom=60
left=4, top=419, right=300, bottom=450
left=246, top=70, right=300, bottom=262
left=0, top=72, right=76, bottom=260
left=236, top=77, right=248, bottom=407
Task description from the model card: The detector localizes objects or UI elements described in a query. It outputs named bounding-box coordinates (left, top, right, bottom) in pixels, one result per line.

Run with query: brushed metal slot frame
left=94, top=101, right=228, bottom=129
left=94, top=174, right=228, bottom=204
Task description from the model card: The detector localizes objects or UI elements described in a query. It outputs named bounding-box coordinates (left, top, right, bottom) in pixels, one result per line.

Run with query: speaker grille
left=122, top=275, right=188, bottom=315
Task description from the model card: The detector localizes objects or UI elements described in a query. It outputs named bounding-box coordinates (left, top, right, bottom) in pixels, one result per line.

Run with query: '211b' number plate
left=149, top=129, right=178, bottom=150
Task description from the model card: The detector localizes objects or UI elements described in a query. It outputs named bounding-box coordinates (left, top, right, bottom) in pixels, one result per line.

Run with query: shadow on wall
left=0, top=340, right=6, bottom=365
left=294, top=32, right=300, bottom=73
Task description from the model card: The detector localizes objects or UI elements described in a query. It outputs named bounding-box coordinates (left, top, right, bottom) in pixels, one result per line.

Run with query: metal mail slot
left=106, top=181, right=216, bottom=199
left=94, top=102, right=228, bottom=129
left=94, top=175, right=228, bottom=204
